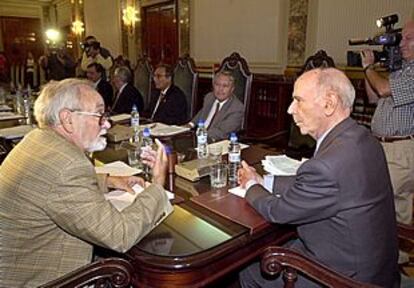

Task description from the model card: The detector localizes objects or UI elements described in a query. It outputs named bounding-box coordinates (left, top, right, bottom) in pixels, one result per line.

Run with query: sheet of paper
left=0, top=104, right=12, bottom=112
left=0, top=124, right=34, bottom=139
left=110, top=114, right=131, bottom=122
left=148, top=122, right=190, bottom=137
left=228, top=186, right=247, bottom=198
left=95, top=160, right=142, bottom=176
left=105, top=183, right=174, bottom=212
left=195, top=140, right=249, bottom=154
left=0, top=111, right=24, bottom=121
left=262, top=155, right=307, bottom=176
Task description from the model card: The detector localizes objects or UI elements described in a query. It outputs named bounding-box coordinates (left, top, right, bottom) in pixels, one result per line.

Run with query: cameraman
left=361, top=21, right=414, bottom=227
left=39, top=46, right=76, bottom=81
left=80, top=35, right=113, bottom=79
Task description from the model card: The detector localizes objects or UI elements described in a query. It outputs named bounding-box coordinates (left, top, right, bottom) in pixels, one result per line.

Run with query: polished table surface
left=93, top=133, right=296, bottom=287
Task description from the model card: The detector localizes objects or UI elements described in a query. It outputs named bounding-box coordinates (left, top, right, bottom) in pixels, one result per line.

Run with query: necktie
left=207, top=102, right=220, bottom=129
left=151, top=92, right=165, bottom=120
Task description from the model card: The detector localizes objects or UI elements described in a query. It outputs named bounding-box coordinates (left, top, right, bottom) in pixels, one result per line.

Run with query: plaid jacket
left=0, top=128, right=171, bottom=287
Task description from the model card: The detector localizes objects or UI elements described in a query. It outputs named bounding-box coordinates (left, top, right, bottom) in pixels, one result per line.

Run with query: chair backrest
left=38, top=257, right=134, bottom=288
left=215, top=52, right=253, bottom=130
left=287, top=50, right=336, bottom=158
left=173, top=54, right=198, bottom=120
left=134, top=55, right=153, bottom=112
left=261, top=247, right=380, bottom=288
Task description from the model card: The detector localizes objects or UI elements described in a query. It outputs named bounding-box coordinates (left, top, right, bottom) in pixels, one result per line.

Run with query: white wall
left=306, top=0, right=414, bottom=66
left=84, top=0, right=122, bottom=57
left=190, top=0, right=289, bottom=74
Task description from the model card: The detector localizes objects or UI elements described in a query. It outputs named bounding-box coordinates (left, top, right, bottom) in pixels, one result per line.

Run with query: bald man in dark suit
left=239, top=68, right=399, bottom=288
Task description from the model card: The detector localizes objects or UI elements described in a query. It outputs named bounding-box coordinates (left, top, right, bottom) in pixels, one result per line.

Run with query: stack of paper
left=110, top=113, right=130, bottom=123
left=146, top=122, right=190, bottom=137
left=0, top=125, right=35, bottom=139
left=262, top=155, right=307, bottom=176
left=195, top=140, right=249, bottom=154
left=95, top=160, right=142, bottom=176
left=0, top=111, right=24, bottom=121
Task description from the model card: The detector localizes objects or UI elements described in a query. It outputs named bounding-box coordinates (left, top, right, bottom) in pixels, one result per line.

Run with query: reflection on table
left=93, top=132, right=296, bottom=287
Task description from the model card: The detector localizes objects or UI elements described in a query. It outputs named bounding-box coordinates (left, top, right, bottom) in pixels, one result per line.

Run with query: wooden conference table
left=93, top=133, right=297, bottom=288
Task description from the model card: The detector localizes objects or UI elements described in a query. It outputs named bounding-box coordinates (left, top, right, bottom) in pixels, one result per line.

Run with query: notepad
left=95, top=160, right=142, bottom=176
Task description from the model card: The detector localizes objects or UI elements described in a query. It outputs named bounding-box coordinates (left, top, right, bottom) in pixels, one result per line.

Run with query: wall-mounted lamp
left=123, top=6, right=140, bottom=35
left=71, top=20, right=85, bottom=36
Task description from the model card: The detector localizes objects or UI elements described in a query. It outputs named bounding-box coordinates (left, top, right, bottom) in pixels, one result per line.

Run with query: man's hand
left=238, top=160, right=263, bottom=188
left=107, top=176, right=145, bottom=194
left=360, top=49, right=375, bottom=68
left=141, top=138, right=168, bottom=187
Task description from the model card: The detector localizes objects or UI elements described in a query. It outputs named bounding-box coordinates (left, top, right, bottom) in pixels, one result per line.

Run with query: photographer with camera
left=39, top=46, right=76, bottom=81
left=80, top=35, right=113, bottom=79
left=361, top=20, right=414, bottom=229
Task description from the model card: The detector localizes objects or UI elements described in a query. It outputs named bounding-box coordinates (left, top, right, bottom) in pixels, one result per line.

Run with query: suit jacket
left=96, top=78, right=113, bottom=110
left=111, top=83, right=144, bottom=114
left=191, top=92, right=244, bottom=141
left=149, top=85, right=188, bottom=125
left=0, top=128, right=171, bottom=287
left=246, top=118, right=399, bottom=287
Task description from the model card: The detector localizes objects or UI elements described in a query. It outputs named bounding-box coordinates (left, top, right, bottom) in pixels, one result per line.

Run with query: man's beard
left=86, top=129, right=108, bottom=152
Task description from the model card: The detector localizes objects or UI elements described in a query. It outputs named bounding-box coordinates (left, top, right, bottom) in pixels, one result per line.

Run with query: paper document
left=228, top=186, right=247, bottom=198
left=262, top=155, right=307, bottom=176
left=0, top=104, right=12, bottom=112
left=110, top=114, right=131, bottom=123
left=195, top=140, right=249, bottom=154
left=0, top=125, right=34, bottom=139
left=105, top=183, right=174, bottom=212
left=95, top=160, right=142, bottom=176
left=0, top=112, right=24, bottom=121
left=142, top=122, right=190, bottom=137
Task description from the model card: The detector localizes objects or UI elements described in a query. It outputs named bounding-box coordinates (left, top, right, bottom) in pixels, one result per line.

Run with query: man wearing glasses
left=0, top=79, right=172, bottom=287
left=149, top=64, right=188, bottom=125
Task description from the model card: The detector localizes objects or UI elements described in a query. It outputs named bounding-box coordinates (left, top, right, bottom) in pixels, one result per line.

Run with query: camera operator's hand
left=361, top=49, right=375, bottom=69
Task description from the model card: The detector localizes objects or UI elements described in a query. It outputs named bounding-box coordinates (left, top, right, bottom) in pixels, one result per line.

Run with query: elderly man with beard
left=0, top=78, right=172, bottom=287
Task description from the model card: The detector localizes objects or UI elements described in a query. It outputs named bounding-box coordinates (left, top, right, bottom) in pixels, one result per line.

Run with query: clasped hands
left=238, top=161, right=263, bottom=189
left=107, top=139, right=168, bottom=194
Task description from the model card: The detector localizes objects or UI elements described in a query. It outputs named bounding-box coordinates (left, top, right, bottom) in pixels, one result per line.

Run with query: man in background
left=361, top=20, right=414, bottom=227
left=0, top=78, right=172, bottom=287
left=39, top=46, right=76, bottom=81
left=86, top=62, right=113, bottom=110
left=111, top=66, right=144, bottom=114
left=80, top=35, right=113, bottom=79
left=238, top=68, right=399, bottom=287
left=188, top=71, right=244, bottom=141
left=149, top=63, right=188, bottom=125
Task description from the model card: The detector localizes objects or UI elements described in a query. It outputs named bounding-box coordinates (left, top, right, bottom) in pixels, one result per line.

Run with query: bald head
left=288, top=68, right=355, bottom=139
left=401, top=20, right=414, bottom=61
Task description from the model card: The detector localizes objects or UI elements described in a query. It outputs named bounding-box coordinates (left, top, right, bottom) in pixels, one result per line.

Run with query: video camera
left=81, top=41, right=101, bottom=55
left=349, top=14, right=402, bottom=71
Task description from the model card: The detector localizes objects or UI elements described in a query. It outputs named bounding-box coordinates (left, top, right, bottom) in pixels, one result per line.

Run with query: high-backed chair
left=38, top=257, right=134, bottom=288
left=260, top=222, right=414, bottom=287
left=173, top=54, right=198, bottom=121
left=134, top=55, right=153, bottom=112
left=215, top=52, right=253, bottom=130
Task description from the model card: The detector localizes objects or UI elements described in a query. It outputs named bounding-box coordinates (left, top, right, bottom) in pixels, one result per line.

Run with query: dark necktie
left=207, top=102, right=220, bottom=129
left=151, top=92, right=165, bottom=120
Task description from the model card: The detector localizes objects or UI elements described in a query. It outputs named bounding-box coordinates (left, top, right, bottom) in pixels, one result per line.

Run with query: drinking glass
left=210, top=163, right=227, bottom=188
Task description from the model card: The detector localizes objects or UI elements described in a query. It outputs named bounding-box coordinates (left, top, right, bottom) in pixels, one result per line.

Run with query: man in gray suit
left=0, top=79, right=172, bottom=287
left=238, top=68, right=399, bottom=287
left=188, top=71, right=244, bottom=141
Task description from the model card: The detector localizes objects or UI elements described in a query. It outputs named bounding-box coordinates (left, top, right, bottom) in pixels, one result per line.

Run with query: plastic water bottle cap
left=165, top=145, right=172, bottom=155
left=230, top=132, right=237, bottom=142
left=143, top=127, right=150, bottom=136
left=132, top=104, right=137, bottom=111
left=198, top=120, right=204, bottom=127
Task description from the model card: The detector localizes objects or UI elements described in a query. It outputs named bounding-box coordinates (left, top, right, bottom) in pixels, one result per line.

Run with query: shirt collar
left=314, top=125, right=335, bottom=155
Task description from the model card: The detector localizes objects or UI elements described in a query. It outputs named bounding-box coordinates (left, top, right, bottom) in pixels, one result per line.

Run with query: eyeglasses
left=153, top=73, right=167, bottom=79
left=71, top=110, right=109, bottom=125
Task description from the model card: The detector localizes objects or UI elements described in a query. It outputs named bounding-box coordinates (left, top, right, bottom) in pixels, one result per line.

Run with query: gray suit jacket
left=0, top=128, right=171, bottom=287
left=191, top=92, right=244, bottom=141
left=246, top=118, right=399, bottom=287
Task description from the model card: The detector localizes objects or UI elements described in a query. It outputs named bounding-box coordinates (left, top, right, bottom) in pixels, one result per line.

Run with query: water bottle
left=15, top=87, right=23, bottom=115
left=196, top=120, right=208, bottom=159
left=142, top=127, right=153, bottom=176
left=23, top=94, right=31, bottom=125
left=228, top=132, right=241, bottom=183
left=130, top=104, right=140, bottom=143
